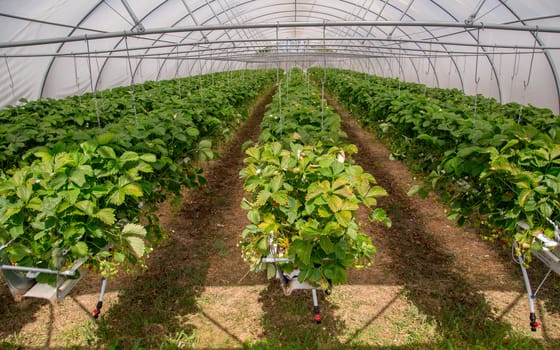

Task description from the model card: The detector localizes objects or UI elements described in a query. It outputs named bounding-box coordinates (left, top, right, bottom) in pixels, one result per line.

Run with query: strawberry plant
left=0, top=69, right=278, bottom=284
left=0, top=69, right=277, bottom=170
left=315, top=68, right=560, bottom=261
left=0, top=141, right=156, bottom=283
left=240, top=69, right=390, bottom=291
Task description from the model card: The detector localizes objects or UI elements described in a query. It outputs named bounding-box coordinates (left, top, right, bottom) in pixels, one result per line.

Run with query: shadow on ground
left=249, top=282, right=344, bottom=349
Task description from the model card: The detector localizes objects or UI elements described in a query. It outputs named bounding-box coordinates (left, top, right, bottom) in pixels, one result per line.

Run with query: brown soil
left=1, top=87, right=559, bottom=349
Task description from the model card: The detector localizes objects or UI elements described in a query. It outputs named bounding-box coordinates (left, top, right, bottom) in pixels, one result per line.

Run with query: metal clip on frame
left=261, top=232, right=322, bottom=324
left=515, top=220, right=560, bottom=331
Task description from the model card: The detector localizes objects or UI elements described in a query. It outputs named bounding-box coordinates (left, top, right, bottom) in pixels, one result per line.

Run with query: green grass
left=213, top=239, right=230, bottom=258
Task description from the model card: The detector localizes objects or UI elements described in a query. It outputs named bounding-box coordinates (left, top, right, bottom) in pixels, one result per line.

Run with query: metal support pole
left=519, top=255, right=540, bottom=332
left=312, top=288, right=321, bottom=324
left=1, top=264, right=80, bottom=277
left=93, top=277, right=108, bottom=319
left=4, top=55, right=19, bottom=114
left=321, top=24, right=326, bottom=132
left=85, top=37, right=101, bottom=128
left=120, top=0, right=145, bottom=33
left=4, top=21, right=560, bottom=50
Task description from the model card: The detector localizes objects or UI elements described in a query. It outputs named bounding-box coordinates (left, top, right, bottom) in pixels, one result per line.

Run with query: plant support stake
left=85, top=36, right=101, bottom=128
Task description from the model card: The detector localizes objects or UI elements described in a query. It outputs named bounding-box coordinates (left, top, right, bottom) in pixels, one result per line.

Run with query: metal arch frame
left=247, top=0, right=475, bottom=94
left=213, top=0, right=257, bottom=44
left=8, top=35, right=550, bottom=59
left=219, top=0, right=423, bottom=85
left=410, top=0, right=466, bottom=90
left=426, top=0, right=501, bottom=102
left=315, top=0, right=423, bottom=82
left=145, top=0, right=272, bottom=82
left=34, top=0, right=413, bottom=96
left=204, top=0, right=239, bottom=45
left=497, top=0, right=560, bottom=114
left=2, top=18, right=556, bottom=105
left=172, top=0, right=269, bottom=77
left=37, top=0, right=106, bottom=98
left=147, top=2, right=389, bottom=86
left=190, top=1, right=412, bottom=87
left=91, top=0, right=255, bottom=90
left=36, top=29, right=555, bottom=100
left=150, top=0, right=261, bottom=84
left=129, top=0, right=260, bottom=84
left=335, top=0, right=437, bottom=86
left=337, top=3, right=373, bottom=73
left=94, top=0, right=182, bottom=92
left=206, top=0, right=269, bottom=46
left=371, top=0, right=471, bottom=91
left=4, top=21, right=560, bottom=48
left=139, top=0, right=208, bottom=83
left=168, top=2, right=382, bottom=74
left=37, top=0, right=179, bottom=98
left=92, top=0, right=175, bottom=91
left=119, top=0, right=460, bottom=97
left=238, top=0, right=460, bottom=90
left=117, top=0, right=424, bottom=90
left=256, top=16, right=398, bottom=78
left=355, top=0, right=438, bottom=87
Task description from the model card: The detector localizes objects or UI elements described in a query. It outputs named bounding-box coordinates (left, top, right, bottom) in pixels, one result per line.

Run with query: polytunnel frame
left=141, top=0, right=264, bottom=84
left=89, top=0, right=258, bottom=91
left=32, top=0, right=448, bottom=101
left=499, top=0, right=560, bottom=111
left=125, top=1, right=402, bottom=87
left=201, top=2, right=428, bottom=86
left=0, top=2, right=532, bottom=99
left=122, top=0, right=448, bottom=97
left=24, top=40, right=516, bottom=65
left=221, top=0, right=480, bottom=93
left=2, top=19, right=560, bottom=111
left=61, top=0, right=550, bottom=108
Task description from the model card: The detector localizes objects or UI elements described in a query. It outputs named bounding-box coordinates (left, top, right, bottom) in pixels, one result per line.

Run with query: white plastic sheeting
left=0, top=0, right=559, bottom=112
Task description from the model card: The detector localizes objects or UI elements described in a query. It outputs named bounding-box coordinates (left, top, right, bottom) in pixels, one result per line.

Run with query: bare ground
left=1, top=89, right=559, bottom=349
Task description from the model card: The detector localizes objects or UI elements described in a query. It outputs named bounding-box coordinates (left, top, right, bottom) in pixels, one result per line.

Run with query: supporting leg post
left=312, top=288, right=321, bottom=324
left=519, top=255, right=540, bottom=331
left=93, top=277, right=107, bottom=319
left=530, top=311, right=540, bottom=332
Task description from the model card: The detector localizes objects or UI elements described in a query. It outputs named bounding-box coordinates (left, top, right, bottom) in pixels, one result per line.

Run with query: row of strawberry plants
left=240, top=68, right=390, bottom=291
left=316, top=69, right=560, bottom=135
left=0, top=69, right=277, bottom=284
left=0, top=69, right=264, bottom=170
left=313, top=68, right=560, bottom=259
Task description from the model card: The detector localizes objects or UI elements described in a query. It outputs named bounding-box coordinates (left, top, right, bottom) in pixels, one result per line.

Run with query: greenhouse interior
left=1, top=1, right=560, bottom=349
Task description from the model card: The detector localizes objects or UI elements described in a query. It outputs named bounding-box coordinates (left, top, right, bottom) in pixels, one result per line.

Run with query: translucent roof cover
left=1, top=0, right=559, bottom=112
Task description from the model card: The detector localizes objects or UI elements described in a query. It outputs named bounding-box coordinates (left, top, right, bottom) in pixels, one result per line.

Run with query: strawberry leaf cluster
left=240, top=69, right=390, bottom=290
left=316, top=68, right=560, bottom=260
